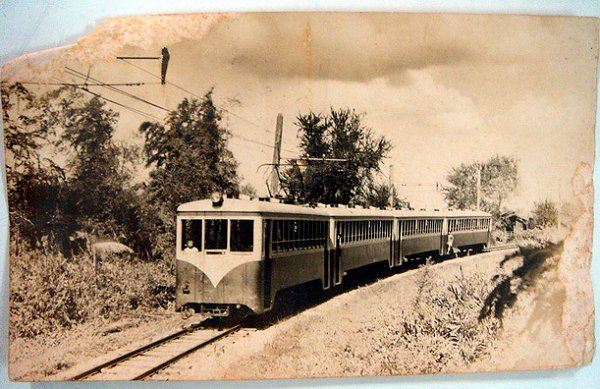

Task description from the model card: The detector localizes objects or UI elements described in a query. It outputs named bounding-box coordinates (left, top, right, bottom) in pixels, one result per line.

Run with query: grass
left=227, top=255, right=510, bottom=379
left=9, top=242, right=175, bottom=340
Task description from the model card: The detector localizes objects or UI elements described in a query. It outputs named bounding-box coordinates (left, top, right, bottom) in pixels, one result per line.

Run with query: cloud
left=199, top=13, right=475, bottom=82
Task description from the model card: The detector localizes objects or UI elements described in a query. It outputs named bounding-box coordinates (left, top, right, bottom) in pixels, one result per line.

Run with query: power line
left=52, top=77, right=163, bottom=121
left=118, top=58, right=297, bottom=148
left=65, top=67, right=169, bottom=112
left=66, top=65, right=297, bottom=155
left=20, top=81, right=158, bottom=87
left=116, top=56, right=161, bottom=60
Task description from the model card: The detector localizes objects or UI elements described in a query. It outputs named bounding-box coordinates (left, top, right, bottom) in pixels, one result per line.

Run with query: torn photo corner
left=2, top=12, right=597, bottom=382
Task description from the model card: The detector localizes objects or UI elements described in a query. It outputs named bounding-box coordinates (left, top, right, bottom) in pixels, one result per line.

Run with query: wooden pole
left=269, top=114, right=284, bottom=197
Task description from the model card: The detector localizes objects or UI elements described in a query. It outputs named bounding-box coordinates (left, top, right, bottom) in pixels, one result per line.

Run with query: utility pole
left=388, top=164, right=395, bottom=208
left=269, top=113, right=284, bottom=197
left=476, top=166, right=481, bottom=211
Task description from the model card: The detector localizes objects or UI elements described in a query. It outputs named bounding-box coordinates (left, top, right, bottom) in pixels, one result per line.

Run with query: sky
left=2, top=11, right=598, bottom=213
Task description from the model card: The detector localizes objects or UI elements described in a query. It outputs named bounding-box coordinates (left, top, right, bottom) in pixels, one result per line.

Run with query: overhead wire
left=65, top=64, right=298, bottom=155
left=20, top=81, right=159, bottom=87
left=52, top=77, right=163, bottom=121
left=52, top=76, right=278, bottom=155
left=65, top=67, right=170, bottom=112
left=118, top=58, right=297, bottom=149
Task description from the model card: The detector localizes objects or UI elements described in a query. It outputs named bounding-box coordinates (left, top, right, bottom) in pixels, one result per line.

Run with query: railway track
left=70, top=321, right=242, bottom=381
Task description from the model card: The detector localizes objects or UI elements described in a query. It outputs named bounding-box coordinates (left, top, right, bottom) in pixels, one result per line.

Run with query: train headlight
left=211, top=191, right=224, bottom=207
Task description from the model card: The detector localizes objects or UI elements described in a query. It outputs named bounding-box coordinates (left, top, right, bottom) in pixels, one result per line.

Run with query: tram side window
left=181, top=219, right=202, bottom=251
left=272, top=219, right=327, bottom=253
left=205, top=219, right=227, bottom=250
left=230, top=220, right=254, bottom=252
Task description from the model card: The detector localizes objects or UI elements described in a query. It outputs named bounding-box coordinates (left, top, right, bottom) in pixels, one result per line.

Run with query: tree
left=240, top=183, right=258, bottom=198
left=2, top=82, right=71, bottom=246
left=281, top=108, right=391, bottom=205
left=139, top=89, right=239, bottom=258
left=365, top=182, right=411, bottom=209
left=532, top=199, right=558, bottom=228
left=60, top=96, right=142, bottom=247
left=443, top=155, right=519, bottom=216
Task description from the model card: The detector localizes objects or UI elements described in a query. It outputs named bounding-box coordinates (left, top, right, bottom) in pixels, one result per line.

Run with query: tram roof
left=177, top=198, right=491, bottom=218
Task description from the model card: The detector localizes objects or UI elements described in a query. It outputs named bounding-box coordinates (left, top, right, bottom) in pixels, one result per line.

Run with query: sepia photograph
left=1, top=8, right=598, bottom=384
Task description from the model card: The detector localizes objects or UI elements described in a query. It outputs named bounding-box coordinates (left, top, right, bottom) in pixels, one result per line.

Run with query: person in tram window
left=183, top=240, right=199, bottom=254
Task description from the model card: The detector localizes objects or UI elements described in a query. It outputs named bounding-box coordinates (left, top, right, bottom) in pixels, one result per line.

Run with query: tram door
left=440, top=218, right=449, bottom=256
left=324, top=221, right=342, bottom=289
left=333, top=228, right=342, bottom=286
left=262, top=219, right=273, bottom=309
left=394, top=220, right=402, bottom=267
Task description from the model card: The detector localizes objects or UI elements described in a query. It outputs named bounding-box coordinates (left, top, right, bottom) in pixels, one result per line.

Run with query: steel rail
left=133, top=324, right=242, bottom=380
left=70, top=321, right=207, bottom=381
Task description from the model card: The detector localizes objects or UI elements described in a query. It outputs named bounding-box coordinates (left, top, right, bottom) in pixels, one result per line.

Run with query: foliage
left=443, top=155, right=519, bottom=216
left=532, top=199, right=559, bottom=228
left=139, top=89, right=239, bottom=258
left=59, top=96, right=144, bottom=247
left=281, top=108, right=391, bottom=205
left=240, top=183, right=258, bottom=198
left=393, top=266, right=501, bottom=374
left=365, top=181, right=411, bottom=209
left=9, top=244, right=175, bottom=339
left=231, top=262, right=503, bottom=377
left=2, top=82, right=70, bottom=245
left=3, top=83, right=144, bottom=251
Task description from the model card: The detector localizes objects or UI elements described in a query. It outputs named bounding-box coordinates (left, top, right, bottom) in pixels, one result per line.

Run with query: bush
left=377, top=264, right=501, bottom=374
left=9, top=244, right=175, bottom=339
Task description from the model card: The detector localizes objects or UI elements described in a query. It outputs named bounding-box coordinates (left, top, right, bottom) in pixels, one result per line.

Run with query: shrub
left=9, top=244, right=175, bottom=339
left=377, top=264, right=501, bottom=374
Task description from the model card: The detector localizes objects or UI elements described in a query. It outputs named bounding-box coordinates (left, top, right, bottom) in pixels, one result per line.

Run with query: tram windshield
left=230, top=220, right=254, bottom=252
left=181, top=219, right=202, bottom=252
left=205, top=219, right=227, bottom=250
left=180, top=218, right=255, bottom=253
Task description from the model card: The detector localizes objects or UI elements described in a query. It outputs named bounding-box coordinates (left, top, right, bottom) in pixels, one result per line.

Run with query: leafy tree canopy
left=3, top=83, right=143, bottom=250
left=281, top=108, right=391, bottom=205
left=59, top=96, right=141, bottom=243
left=139, top=89, right=238, bottom=258
left=443, top=155, right=519, bottom=216
left=365, top=181, right=411, bottom=209
left=2, top=83, right=74, bottom=244
left=240, top=183, right=258, bottom=198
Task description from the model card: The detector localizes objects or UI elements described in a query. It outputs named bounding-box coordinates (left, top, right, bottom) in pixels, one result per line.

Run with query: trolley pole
left=269, top=114, right=284, bottom=197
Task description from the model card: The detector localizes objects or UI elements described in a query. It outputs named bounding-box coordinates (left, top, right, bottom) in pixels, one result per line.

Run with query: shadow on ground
left=479, top=242, right=563, bottom=322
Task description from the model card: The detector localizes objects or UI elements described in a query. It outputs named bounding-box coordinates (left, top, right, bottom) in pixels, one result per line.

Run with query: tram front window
left=205, top=219, right=228, bottom=250
left=182, top=219, right=202, bottom=252
left=230, top=220, right=254, bottom=252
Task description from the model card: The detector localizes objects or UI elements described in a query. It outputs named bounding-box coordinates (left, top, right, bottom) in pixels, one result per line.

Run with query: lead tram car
left=175, top=194, right=492, bottom=317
